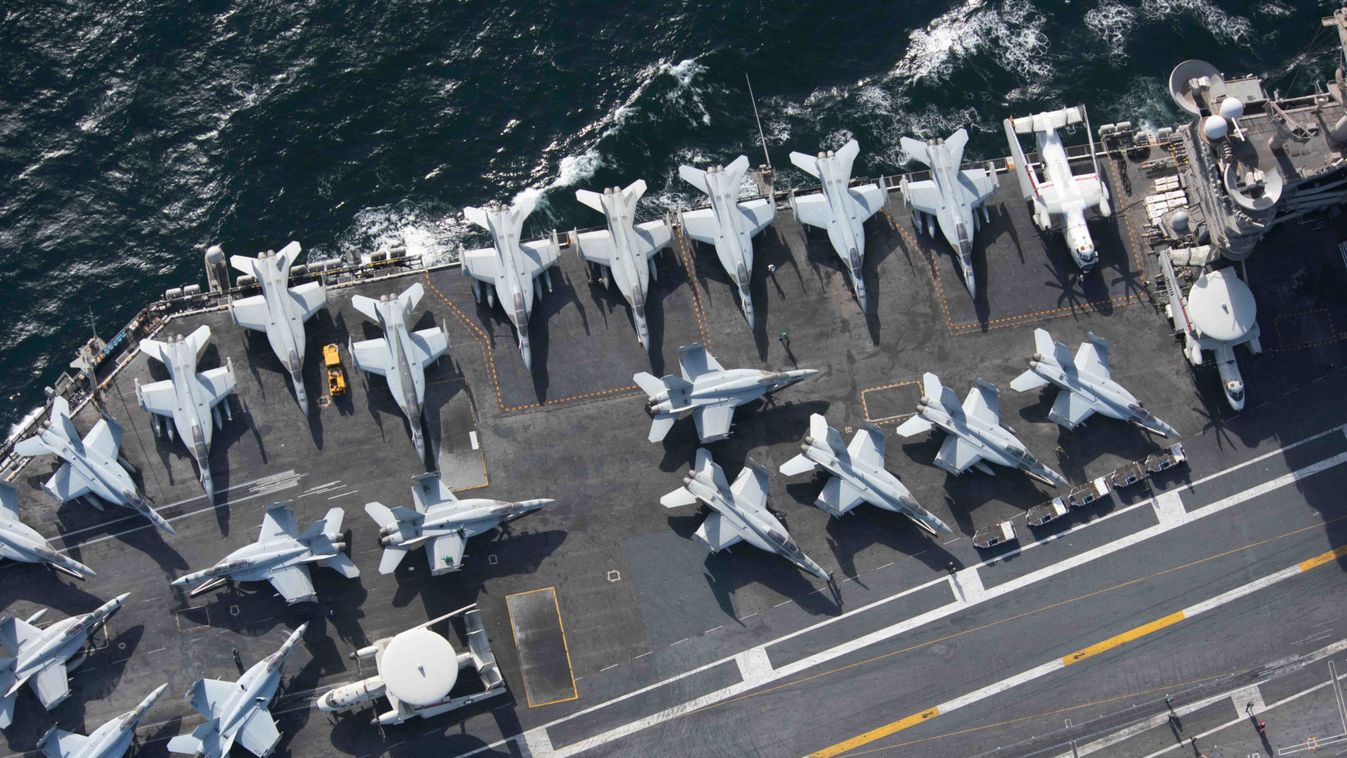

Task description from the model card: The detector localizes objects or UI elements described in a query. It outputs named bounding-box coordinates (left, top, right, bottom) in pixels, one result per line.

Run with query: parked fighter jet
left=15, top=398, right=175, bottom=535
left=678, top=155, right=776, bottom=328
left=0, top=483, right=94, bottom=580
left=1010, top=329, right=1178, bottom=437
left=575, top=179, right=673, bottom=350
left=39, top=683, right=167, bottom=758
left=899, top=129, right=998, bottom=298
left=661, top=449, right=829, bottom=581
left=228, top=241, right=327, bottom=409
left=171, top=502, right=357, bottom=605
left=634, top=343, right=816, bottom=444
left=366, top=472, right=553, bottom=576
left=461, top=194, right=560, bottom=370
left=135, top=326, right=236, bottom=496
left=168, top=624, right=307, bottom=758
left=349, top=282, right=450, bottom=459
left=896, top=373, right=1068, bottom=487
left=789, top=140, right=887, bottom=310
left=781, top=414, right=952, bottom=536
left=1004, top=106, right=1111, bottom=271
left=0, top=593, right=129, bottom=728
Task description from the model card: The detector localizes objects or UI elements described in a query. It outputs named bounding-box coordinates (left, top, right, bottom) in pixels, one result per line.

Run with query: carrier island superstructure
left=3, top=10, right=1347, bottom=758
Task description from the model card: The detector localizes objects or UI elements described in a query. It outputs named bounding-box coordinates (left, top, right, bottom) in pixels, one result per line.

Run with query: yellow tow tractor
left=323, top=343, right=348, bottom=398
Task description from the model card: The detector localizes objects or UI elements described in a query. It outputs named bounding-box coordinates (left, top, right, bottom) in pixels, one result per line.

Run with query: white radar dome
left=1171, top=209, right=1191, bottom=233
left=1218, top=96, right=1244, bottom=120
left=1203, top=115, right=1228, bottom=140
left=380, top=628, right=459, bottom=707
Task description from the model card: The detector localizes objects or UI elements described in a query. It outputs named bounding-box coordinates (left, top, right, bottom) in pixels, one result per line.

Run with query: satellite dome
left=1203, top=115, right=1228, bottom=140
left=1171, top=209, right=1191, bottom=233
left=1218, top=96, right=1244, bottom=120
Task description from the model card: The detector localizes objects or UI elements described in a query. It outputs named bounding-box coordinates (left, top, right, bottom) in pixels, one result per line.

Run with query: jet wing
left=188, top=677, right=236, bottom=719
left=694, top=512, right=743, bottom=552
left=429, top=533, right=467, bottom=572
left=45, top=464, right=94, bottom=503
left=634, top=220, right=673, bottom=256
left=266, top=565, right=316, bottom=604
left=461, top=247, right=501, bottom=284
left=520, top=239, right=559, bottom=276
left=235, top=708, right=282, bottom=757
left=0, top=484, right=18, bottom=522
left=849, top=184, right=887, bottom=219
left=290, top=281, right=326, bottom=320
left=1074, top=339, right=1110, bottom=379
left=793, top=193, right=832, bottom=230
left=1049, top=390, right=1096, bottom=429
left=935, top=435, right=985, bottom=475
left=575, top=230, right=617, bottom=267
left=678, top=345, right=723, bottom=380
left=136, top=380, right=177, bottom=417
left=903, top=179, right=945, bottom=216
left=85, top=418, right=123, bottom=460
left=1075, top=174, right=1106, bottom=208
left=729, top=464, right=769, bottom=511
left=409, top=328, right=449, bottom=367
left=680, top=208, right=720, bottom=245
left=693, top=402, right=736, bottom=442
left=230, top=295, right=270, bottom=331
left=963, top=383, right=1000, bottom=425
left=349, top=338, right=390, bottom=376
left=737, top=198, right=775, bottom=234
left=961, top=168, right=997, bottom=204
left=818, top=476, right=867, bottom=516
left=847, top=428, right=885, bottom=465
left=32, top=662, right=70, bottom=709
left=260, top=506, right=299, bottom=540
left=39, top=728, right=89, bottom=758
left=199, top=367, right=236, bottom=406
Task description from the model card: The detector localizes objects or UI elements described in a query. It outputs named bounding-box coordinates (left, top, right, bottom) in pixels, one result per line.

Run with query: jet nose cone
left=170, top=576, right=189, bottom=587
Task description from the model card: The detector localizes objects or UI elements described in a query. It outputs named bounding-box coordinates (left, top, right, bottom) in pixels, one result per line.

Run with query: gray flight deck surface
left=2, top=139, right=1347, bottom=758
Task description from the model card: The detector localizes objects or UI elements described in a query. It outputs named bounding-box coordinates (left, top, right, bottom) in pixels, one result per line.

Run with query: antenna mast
left=745, top=73, right=772, bottom=170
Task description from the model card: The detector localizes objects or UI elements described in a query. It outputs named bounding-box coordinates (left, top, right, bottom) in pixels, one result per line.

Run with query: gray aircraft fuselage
left=591, top=189, right=655, bottom=347
left=684, top=165, right=762, bottom=327
left=805, top=155, right=870, bottom=306
left=11, top=594, right=128, bottom=701
left=794, top=434, right=951, bottom=535
left=479, top=203, right=542, bottom=361
left=1025, top=355, right=1177, bottom=436
left=248, top=253, right=313, bottom=406
left=378, top=498, right=553, bottom=550
left=49, top=683, right=166, bottom=758
left=916, top=394, right=1063, bottom=486
left=0, top=521, right=93, bottom=580
left=677, top=467, right=828, bottom=580
left=647, top=369, right=816, bottom=416
left=144, top=337, right=228, bottom=491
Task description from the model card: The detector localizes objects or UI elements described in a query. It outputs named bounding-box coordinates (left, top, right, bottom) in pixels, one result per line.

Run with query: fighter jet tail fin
left=463, top=206, right=491, bottom=231
left=623, top=178, right=648, bottom=205
left=944, top=129, right=969, bottom=163
left=397, top=282, right=425, bottom=314
left=900, top=136, right=930, bottom=167
left=678, top=165, right=710, bottom=194
left=575, top=189, right=605, bottom=214
left=411, top=472, right=457, bottom=511
left=350, top=295, right=381, bottom=323
left=835, top=139, right=860, bottom=179
left=185, top=325, right=212, bottom=362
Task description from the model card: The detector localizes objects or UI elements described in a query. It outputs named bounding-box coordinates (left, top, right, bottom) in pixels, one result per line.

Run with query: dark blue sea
left=0, top=0, right=1334, bottom=431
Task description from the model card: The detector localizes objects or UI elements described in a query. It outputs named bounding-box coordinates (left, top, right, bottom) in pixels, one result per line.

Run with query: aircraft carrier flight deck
left=7, top=11, right=1347, bottom=758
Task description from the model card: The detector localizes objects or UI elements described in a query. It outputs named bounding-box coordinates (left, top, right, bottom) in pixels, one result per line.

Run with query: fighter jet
left=461, top=194, right=560, bottom=370
left=0, top=482, right=94, bottom=580
left=1004, top=106, right=1111, bottom=271
left=228, top=241, right=327, bottom=409
left=39, top=683, right=167, bottom=758
left=661, top=449, right=829, bottom=581
left=1010, top=328, right=1179, bottom=437
left=135, top=325, right=237, bottom=496
left=349, top=282, right=450, bottom=459
left=574, top=179, right=673, bottom=350
left=896, top=373, right=1068, bottom=487
left=789, top=140, right=887, bottom=310
left=678, top=155, right=776, bottom=328
left=633, top=343, right=816, bottom=444
left=899, top=129, right=998, bottom=298
left=780, top=414, right=952, bottom=536
left=168, top=624, right=307, bottom=758
left=365, top=472, right=553, bottom=576
left=171, top=502, right=357, bottom=605
left=15, top=398, right=175, bottom=535
left=0, top=593, right=129, bottom=728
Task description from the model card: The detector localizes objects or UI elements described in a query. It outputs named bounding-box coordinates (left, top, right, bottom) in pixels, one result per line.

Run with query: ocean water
left=0, top=0, right=1335, bottom=432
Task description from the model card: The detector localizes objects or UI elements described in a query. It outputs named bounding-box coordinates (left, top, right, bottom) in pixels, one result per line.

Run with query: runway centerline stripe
left=809, top=544, right=1347, bottom=757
